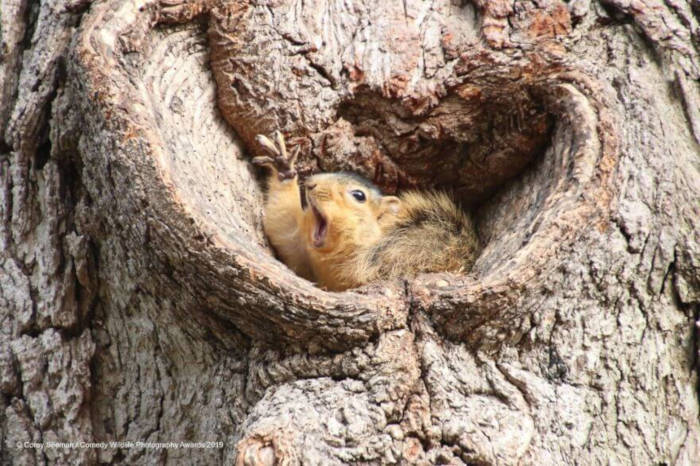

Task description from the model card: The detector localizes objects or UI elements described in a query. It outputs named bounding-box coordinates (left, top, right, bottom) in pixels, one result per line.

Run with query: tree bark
left=1, top=0, right=698, bottom=464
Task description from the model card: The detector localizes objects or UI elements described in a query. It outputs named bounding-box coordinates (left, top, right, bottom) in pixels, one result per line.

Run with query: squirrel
left=253, top=131, right=480, bottom=291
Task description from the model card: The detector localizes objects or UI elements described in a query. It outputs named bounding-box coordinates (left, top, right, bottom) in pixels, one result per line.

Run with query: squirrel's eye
left=350, top=190, right=366, bottom=202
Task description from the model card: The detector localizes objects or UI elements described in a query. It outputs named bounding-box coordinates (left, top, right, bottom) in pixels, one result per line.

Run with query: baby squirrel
left=253, top=131, right=480, bottom=291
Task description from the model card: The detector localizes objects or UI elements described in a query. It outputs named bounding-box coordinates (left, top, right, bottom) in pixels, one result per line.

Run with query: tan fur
left=255, top=133, right=480, bottom=291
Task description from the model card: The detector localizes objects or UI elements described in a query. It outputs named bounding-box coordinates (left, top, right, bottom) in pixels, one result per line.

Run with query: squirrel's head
left=302, top=172, right=401, bottom=254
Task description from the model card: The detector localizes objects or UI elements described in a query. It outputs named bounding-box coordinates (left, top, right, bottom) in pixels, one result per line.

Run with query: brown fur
left=254, top=133, right=480, bottom=291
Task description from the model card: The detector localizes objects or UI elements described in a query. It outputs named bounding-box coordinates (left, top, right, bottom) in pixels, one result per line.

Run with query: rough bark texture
left=1, top=0, right=698, bottom=465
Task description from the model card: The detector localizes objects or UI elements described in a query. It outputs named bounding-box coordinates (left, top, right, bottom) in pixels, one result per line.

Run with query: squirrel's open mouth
left=311, top=204, right=328, bottom=248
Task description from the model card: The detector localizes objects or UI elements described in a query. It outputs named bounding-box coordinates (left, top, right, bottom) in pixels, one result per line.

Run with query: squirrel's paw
left=253, top=131, right=299, bottom=181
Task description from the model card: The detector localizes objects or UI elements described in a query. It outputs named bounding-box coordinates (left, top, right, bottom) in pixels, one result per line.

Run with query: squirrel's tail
left=362, top=191, right=480, bottom=280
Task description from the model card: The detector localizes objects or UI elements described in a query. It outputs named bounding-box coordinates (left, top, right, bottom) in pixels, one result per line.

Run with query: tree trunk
left=1, top=0, right=698, bottom=464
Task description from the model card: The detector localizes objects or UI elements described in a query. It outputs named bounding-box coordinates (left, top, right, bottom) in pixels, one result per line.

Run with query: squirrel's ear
left=379, top=196, right=402, bottom=217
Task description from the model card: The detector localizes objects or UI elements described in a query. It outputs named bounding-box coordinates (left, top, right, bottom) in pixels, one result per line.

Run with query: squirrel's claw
left=273, top=131, right=287, bottom=158
left=255, top=134, right=279, bottom=157
left=254, top=132, right=298, bottom=181
left=251, top=156, right=275, bottom=167
left=289, top=146, right=300, bottom=165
